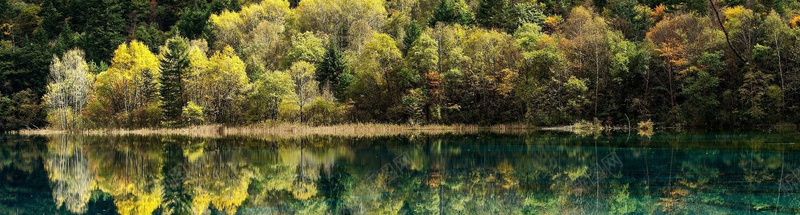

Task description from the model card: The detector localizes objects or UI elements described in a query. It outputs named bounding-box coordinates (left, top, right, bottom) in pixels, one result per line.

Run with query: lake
left=1, top=132, right=800, bottom=214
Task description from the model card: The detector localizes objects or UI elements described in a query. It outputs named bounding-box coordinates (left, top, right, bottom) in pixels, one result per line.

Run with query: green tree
left=680, top=65, right=720, bottom=127
left=288, top=61, right=319, bottom=122
left=249, top=71, right=294, bottom=122
left=316, top=42, right=351, bottom=101
left=80, top=0, right=127, bottom=63
left=476, top=0, right=508, bottom=30
left=606, top=0, right=653, bottom=40
left=428, top=0, right=473, bottom=26
left=505, top=3, right=546, bottom=33
left=739, top=70, right=780, bottom=123
left=349, top=33, right=403, bottom=121
left=158, top=37, right=191, bottom=126
left=177, top=6, right=210, bottom=39
left=287, top=32, right=325, bottom=66
left=563, top=6, right=612, bottom=118
left=403, top=20, right=422, bottom=54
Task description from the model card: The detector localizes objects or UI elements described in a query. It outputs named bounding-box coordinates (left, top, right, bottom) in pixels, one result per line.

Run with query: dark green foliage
left=507, top=3, right=546, bottom=33
left=316, top=43, right=351, bottom=101
left=430, top=0, right=455, bottom=26
left=0, top=90, right=44, bottom=131
left=177, top=6, right=210, bottom=39
left=680, top=68, right=720, bottom=127
left=318, top=164, right=352, bottom=214
left=159, top=38, right=190, bottom=127
left=79, top=0, right=127, bottom=63
left=135, top=24, right=168, bottom=53
left=403, top=21, right=422, bottom=54
left=607, top=0, right=653, bottom=40
left=428, top=0, right=473, bottom=26
left=476, top=0, right=508, bottom=29
left=0, top=35, right=51, bottom=97
left=38, top=1, right=64, bottom=39
left=477, top=0, right=545, bottom=33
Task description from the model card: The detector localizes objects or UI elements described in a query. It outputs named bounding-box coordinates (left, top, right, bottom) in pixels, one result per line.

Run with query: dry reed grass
left=19, top=123, right=534, bottom=138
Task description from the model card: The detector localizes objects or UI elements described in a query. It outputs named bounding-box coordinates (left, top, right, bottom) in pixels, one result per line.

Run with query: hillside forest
left=1, top=0, right=800, bottom=130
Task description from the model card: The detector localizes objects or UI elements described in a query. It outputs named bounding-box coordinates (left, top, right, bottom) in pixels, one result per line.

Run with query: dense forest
left=1, top=0, right=799, bottom=130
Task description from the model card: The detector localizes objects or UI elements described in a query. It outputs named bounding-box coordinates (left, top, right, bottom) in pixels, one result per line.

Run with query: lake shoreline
left=17, top=123, right=536, bottom=138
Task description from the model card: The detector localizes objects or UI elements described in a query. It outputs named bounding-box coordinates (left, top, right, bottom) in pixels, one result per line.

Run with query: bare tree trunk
left=709, top=0, right=746, bottom=63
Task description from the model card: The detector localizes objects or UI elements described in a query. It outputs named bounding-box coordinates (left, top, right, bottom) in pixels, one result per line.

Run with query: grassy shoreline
left=18, top=123, right=535, bottom=138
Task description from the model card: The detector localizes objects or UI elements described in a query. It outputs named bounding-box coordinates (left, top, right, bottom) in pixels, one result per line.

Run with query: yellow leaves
left=356, top=33, right=402, bottom=80
left=91, top=40, right=161, bottom=126
left=544, top=15, right=562, bottom=30
left=209, top=46, right=248, bottom=88
left=240, top=0, right=292, bottom=25
left=657, top=40, right=689, bottom=69
left=190, top=192, right=212, bottom=215
left=291, top=181, right=319, bottom=200
left=495, top=68, right=517, bottom=97
left=110, top=181, right=164, bottom=215
left=790, top=15, right=800, bottom=28
left=724, top=6, right=749, bottom=20
left=209, top=0, right=292, bottom=49
left=187, top=45, right=210, bottom=76
left=296, top=0, right=386, bottom=35
left=651, top=4, right=666, bottom=21
left=723, top=6, right=755, bottom=31
left=210, top=176, right=251, bottom=214
left=108, top=40, right=160, bottom=79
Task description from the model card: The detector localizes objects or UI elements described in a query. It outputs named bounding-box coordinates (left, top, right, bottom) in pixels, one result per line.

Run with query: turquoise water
left=1, top=132, right=800, bottom=214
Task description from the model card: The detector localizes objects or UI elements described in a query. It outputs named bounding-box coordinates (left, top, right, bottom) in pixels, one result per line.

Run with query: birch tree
left=288, top=61, right=318, bottom=122
left=43, top=49, right=93, bottom=130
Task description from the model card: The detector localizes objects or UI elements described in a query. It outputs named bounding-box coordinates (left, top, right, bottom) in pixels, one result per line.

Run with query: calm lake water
left=2, top=132, right=800, bottom=214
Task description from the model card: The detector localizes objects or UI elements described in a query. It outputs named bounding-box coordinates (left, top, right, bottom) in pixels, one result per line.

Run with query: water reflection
left=1, top=133, right=800, bottom=214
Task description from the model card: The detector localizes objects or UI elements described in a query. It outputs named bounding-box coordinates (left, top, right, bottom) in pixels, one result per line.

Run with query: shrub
left=182, top=101, right=204, bottom=126
left=304, top=98, right=348, bottom=125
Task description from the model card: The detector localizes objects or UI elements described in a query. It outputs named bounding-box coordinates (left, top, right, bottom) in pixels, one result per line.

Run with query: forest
left=1, top=0, right=799, bottom=130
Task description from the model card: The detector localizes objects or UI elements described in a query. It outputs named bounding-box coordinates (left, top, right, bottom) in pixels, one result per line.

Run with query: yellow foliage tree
left=88, top=40, right=161, bottom=128
left=296, top=0, right=386, bottom=44
left=185, top=46, right=250, bottom=123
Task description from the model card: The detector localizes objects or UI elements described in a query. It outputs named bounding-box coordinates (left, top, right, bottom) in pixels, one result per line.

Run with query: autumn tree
left=349, top=33, right=403, bottom=121
left=208, top=0, right=292, bottom=73
left=646, top=13, right=723, bottom=121
left=296, top=0, right=387, bottom=46
left=248, top=71, right=294, bottom=121
left=43, top=49, right=93, bottom=130
left=88, top=41, right=161, bottom=128
left=286, top=32, right=326, bottom=66
left=288, top=61, right=319, bottom=122
left=563, top=6, right=612, bottom=118
left=185, top=46, right=249, bottom=124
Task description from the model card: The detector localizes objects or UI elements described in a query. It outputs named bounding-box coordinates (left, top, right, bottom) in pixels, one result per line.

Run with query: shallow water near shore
left=2, top=132, right=800, bottom=214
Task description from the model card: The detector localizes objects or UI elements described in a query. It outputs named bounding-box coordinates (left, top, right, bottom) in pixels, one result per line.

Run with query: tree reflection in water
left=1, top=132, right=799, bottom=214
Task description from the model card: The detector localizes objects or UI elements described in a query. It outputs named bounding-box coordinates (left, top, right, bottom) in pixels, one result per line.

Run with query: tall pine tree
left=159, top=37, right=190, bottom=126
left=316, top=42, right=351, bottom=101
left=80, top=0, right=127, bottom=63
left=477, top=0, right=509, bottom=29
left=403, top=21, right=422, bottom=54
